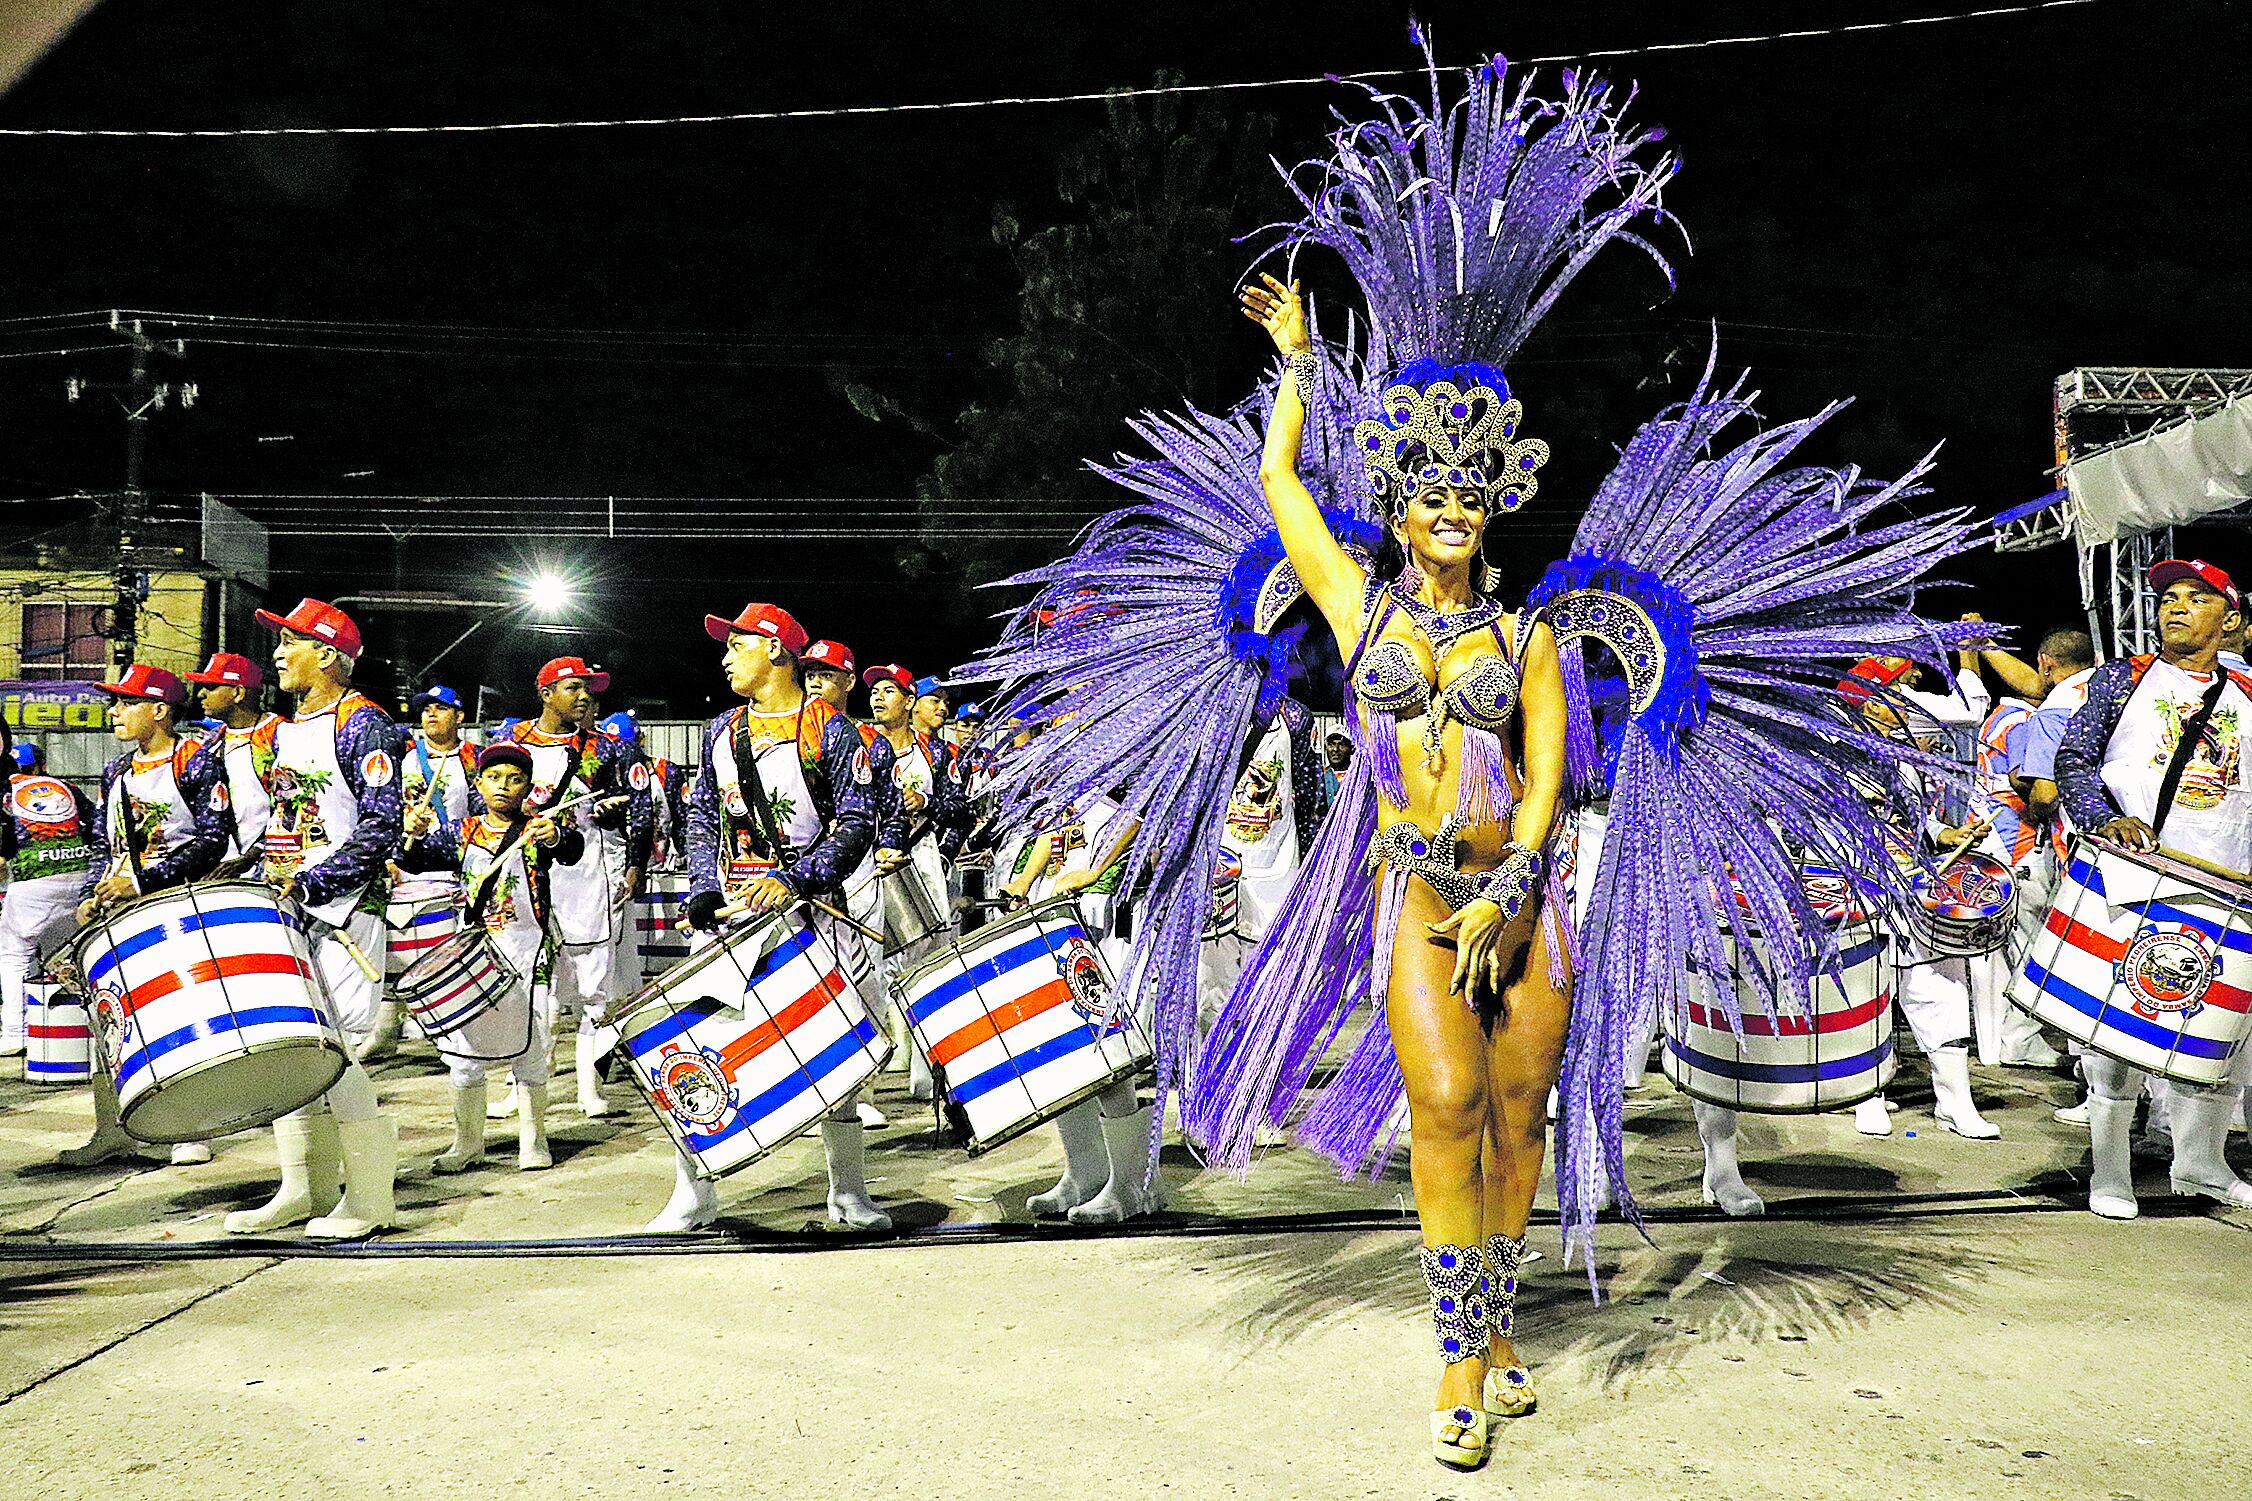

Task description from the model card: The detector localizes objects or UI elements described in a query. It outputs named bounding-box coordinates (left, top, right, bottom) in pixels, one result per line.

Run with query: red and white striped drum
left=1665, top=865, right=1896, bottom=1112
left=896, top=898, right=1155, bottom=1154
left=615, top=911, right=891, bottom=1180
left=633, top=872, right=692, bottom=979
left=2010, top=835, right=2252, bottom=1086
left=24, top=977, right=91, bottom=1085
left=384, top=879, right=462, bottom=979
left=68, top=881, right=348, bottom=1142
left=393, top=930, right=530, bottom=1063
left=1912, top=852, right=2017, bottom=958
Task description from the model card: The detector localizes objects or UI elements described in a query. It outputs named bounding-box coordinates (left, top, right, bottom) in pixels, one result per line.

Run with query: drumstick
left=1933, top=812, right=1996, bottom=878
left=2155, top=842, right=2252, bottom=887
left=330, top=924, right=383, bottom=985
left=675, top=894, right=886, bottom=944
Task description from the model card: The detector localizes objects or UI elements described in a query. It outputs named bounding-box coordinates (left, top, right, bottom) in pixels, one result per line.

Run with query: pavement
left=2, top=1038, right=2247, bottom=1501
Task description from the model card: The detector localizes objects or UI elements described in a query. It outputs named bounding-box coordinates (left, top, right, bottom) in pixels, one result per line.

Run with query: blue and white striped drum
left=632, top=872, right=692, bottom=979
left=24, top=977, right=91, bottom=1085
left=68, top=880, right=348, bottom=1142
left=1664, top=867, right=1896, bottom=1113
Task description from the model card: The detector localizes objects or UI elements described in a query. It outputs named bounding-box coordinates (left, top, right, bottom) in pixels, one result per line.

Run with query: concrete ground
left=2, top=1039, right=2246, bottom=1501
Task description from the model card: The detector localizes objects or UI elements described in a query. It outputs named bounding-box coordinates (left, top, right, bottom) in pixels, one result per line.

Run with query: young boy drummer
left=403, top=743, right=582, bottom=1172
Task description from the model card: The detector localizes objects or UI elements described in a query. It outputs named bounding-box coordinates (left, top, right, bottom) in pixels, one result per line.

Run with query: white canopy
left=2069, top=391, right=2252, bottom=545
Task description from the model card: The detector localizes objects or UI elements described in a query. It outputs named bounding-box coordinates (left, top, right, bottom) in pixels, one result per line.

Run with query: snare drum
left=633, top=872, right=692, bottom=979
left=614, top=911, right=890, bottom=1180
left=24, top=977, right=91, bottom=1085
left=896, top=898, right=1155, bottom=1154
left=385, top=879, right=462, bottom=979
left=879, top=866, right=947, bottom=956
left=1666, top=869, right=1896, bottom=1113
left=69, top=881, right=348, bottom=1142
left=1913, top=852, right=2017, bottom=958
left=394, top=929, right=531, bottom=1061
left=2009, top=836, right=2252, bottom=1086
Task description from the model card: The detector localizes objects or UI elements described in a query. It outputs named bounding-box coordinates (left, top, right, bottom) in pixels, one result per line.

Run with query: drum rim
left=958, top=1054, right=1155, bottom=1157
left=116, top=1036, right=349, bottom=1143
left=611, top=907, right=800, bottom=1033
left=66, top=877, right=304, bottom=978
left=894, top=896, right=1086, bottom=994
left=395, top=929, right=521, bottom=1008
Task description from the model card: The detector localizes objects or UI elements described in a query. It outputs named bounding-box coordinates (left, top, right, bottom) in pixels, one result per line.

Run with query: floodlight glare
left=523, top=571, right=575, bottom=617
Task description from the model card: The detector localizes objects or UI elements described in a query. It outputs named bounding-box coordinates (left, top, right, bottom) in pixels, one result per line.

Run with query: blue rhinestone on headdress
left=1353, top=376, right=1549, bottom=516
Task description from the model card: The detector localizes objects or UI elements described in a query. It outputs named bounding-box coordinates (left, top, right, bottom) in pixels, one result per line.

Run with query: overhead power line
left=0, top=2, right=2110, bottom=139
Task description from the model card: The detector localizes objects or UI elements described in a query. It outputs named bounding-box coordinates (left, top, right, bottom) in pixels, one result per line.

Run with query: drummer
left=2054, top=558, right=2252, bottom=1216
left=996, top=793, right=1162, bottom=1225
left=656, top=601, right=883, bottom=1233
left=804, top=639, right=905, bottom=1125
left=184, top=651, right=281, bottom=864
left=403, top=685, right=482, bottom=830
left=492, top=659, right=652, bottom=1121
left=63, top=663, right=236, bottom=1168
left=224, top=598, right=404, bottom=1239
left=403, top=742, right=581, bottom=1174
left=0, top=733, right=98, bottom=1066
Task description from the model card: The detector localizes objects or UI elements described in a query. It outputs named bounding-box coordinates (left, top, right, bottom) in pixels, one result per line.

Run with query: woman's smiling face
left=1396, top=484, right=1488, bottom=572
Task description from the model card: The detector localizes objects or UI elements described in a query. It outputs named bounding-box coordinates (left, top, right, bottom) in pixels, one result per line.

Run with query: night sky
left=2, top=0, right=2247, bottom=718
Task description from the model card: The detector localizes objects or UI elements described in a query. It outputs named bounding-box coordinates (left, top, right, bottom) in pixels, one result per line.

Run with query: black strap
left=2150, top=671, right=2230, bottom=839
left=729, top=706, right=793, bottom=865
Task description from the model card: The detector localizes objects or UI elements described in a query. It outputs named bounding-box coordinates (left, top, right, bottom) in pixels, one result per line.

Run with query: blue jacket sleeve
left=927, top=739, right=974, bottom=860
left=868, top=735, right=910, bottom=851
left=2055, top=661, right=2134, bottom=832
left=781, top=715, right=876, bottom=897
left=140, top=745, right=232, bottom=892
left=82, top=757, right=124, bottom=899
left=1282, top=701, right=1328, bottom=849
left=620, top=742, right=657, bottom=871
left=293, top=706, right=406, bottom=909
left=401, top=820, right=465, bottom=876
left=684, top=713, right=729, bottom=904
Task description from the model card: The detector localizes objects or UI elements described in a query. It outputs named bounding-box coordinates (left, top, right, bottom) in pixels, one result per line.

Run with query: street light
left=522, top=569, right=575, bottom=619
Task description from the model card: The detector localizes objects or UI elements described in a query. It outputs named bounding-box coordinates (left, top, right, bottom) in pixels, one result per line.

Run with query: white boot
left=856, top=1100, right=889, bottom=1130
left=305, top=1117, right=398, bottom=1239
left=1070, top=1105, right=1166, bottom=1225
left=517, top=1083, right=553, bottom=1170
left=57, top=1075, right=138, bottom=1167
left=822, top=1118, right=893, bottom=1231
left=576, top=1029, right=615, bottom=1118
left=2167, top=1087, right=2252, bottom=1207
left=2087, top=1095, right=2140, bottom=1220
left=1929, top=1047, right=2000, bottom=1139
left=354, top=1001, right=405, bottom=1062
left=1853, top=1094, right=1893, bottom=1137
left=644, top=1151, right=719, bottom=1232
left=486, top=1075, right=519, bottom=1119
left=1693, top=1099, right=1764, bottom=1217
left=224, top=1116, right=333, bottom=1234
left=432, top=1083, right=487, bottom=1174
left=1027, top=1100, right=1108, bottom=1216
left=169, top=1141, right=213, bottom=1165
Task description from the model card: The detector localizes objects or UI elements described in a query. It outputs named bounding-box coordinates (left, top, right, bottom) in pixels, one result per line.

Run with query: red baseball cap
left=96, top=663, right=187, bottom=706
left=477, top=742, right=535, bottom=775
left=537, top=656, right=612, bottom=693
left=862, top=663, right=914, bottom=692
left=804, top=640, right=856, bottom=675
left=704, top=601, right=810, bottom=656
left=1837, top=657, right=1912, bottom=700
left=255, top=598, right=363, bottom=659
left=184, top=651, right=264, bottom=690
left=2149, top=558, right=2242, bottom=611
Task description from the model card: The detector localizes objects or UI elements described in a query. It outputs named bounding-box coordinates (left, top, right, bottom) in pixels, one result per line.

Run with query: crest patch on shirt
left=628, top=761, right=650, bottom=791
left=360, top=749, right=395, bottom=788
left=209, top=783, right=230, bottom=812
left=853, top=749, right=873, bottom=785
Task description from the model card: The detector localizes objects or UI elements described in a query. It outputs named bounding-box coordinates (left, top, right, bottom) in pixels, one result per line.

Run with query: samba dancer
left=63, top=665, right=234, bottom=1167
left=0, top=731, right=98, bottom=1063
left=494, top=659, right=651, bottom=1119
left=403, top=742, right=580, bottom=1173
left=2054, top=559, right=2252, bottom=1215
left=225, top=599, right=404, bottom=1238
left=657, top=602, right=883, bottom=1232
left=185, top=651, right=280, bottom=864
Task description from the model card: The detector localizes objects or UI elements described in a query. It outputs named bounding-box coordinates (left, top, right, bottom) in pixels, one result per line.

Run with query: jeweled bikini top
left=1352, top=585, right=1521, bottom=735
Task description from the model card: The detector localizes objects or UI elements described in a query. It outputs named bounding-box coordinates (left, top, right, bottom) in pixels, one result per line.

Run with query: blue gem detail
left=1437, top=1251, right=1456, bottom=1268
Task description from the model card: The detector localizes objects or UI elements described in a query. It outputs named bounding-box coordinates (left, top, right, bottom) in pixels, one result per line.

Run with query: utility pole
left=64, top=312, right=197, bottom=671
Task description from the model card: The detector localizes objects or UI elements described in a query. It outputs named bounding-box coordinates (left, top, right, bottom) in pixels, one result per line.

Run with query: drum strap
left=2150, top=672, right=2229, bottom=839
left=729, top=707, right=793, bottom=866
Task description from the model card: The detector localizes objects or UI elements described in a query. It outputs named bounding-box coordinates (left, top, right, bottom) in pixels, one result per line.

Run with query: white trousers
left=545, top=936, right=623, bottom=1028
left=316, top=910, right=387, bottom=1045
left=0, top=873, right=82, bottom=1043
left=1895, top=957, right=1972, bottom=1055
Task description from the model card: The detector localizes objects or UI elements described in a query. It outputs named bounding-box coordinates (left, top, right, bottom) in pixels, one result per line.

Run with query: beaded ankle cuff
left=1418, top=1242, right=1489, bottom=1363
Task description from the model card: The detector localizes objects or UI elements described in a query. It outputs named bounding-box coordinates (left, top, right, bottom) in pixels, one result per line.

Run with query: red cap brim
left=704, top=614, right=738, bottom=644
left=254, top=608, right=289, bottom=634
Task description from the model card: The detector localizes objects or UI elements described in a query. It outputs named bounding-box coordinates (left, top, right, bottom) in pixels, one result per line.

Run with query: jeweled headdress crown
left=1354, top=367, right=1550, bottom=515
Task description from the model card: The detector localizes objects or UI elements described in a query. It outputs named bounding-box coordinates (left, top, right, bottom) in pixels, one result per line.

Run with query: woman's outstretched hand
left=1239, top=273, right=1310, bottom=358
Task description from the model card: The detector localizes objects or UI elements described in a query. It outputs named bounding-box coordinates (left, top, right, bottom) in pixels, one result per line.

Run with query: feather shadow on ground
left=1187, top=1214, right=2012, bottom=1392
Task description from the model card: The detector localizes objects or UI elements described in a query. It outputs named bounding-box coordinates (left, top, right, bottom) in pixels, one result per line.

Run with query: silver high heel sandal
left=1483, top=1232, right=1538, bottom=1418
left=1419, top=1242, right=1492, bottom=1469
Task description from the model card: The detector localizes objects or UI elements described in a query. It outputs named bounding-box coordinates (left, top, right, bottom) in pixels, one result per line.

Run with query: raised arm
left=1239, top=274, right=1367, bottom=648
